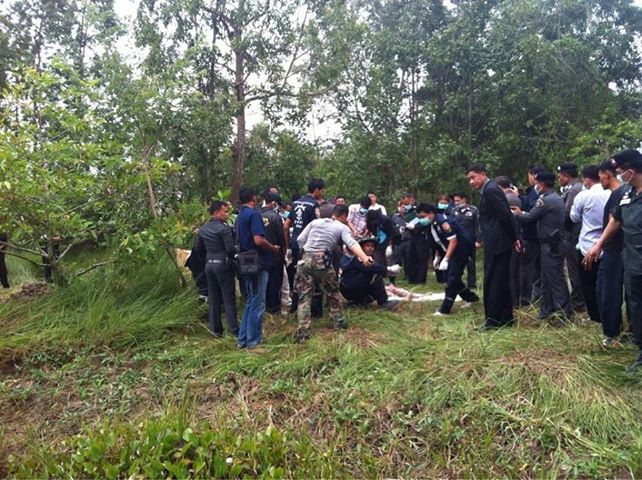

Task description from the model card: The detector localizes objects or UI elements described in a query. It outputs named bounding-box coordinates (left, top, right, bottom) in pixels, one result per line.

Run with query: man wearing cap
left=569, top=165, right=611, bottom=324
left=512, top=171, right=572, bottom=321
left=557, top=162, right=586, bottom=313
left=260, top=190, right=287, bottom=314
left=339, top=236, right=400, bottom=310
left=293, top=204, right=374, bottom=342
left=585, top=150, right=642, bottom=371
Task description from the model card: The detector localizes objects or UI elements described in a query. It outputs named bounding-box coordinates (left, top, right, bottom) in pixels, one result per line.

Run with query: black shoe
left=236, top=343, right=247, bottom=349
left=475, top=323, right=499, bottom=331
left=381, top=300, right=401, bottom=311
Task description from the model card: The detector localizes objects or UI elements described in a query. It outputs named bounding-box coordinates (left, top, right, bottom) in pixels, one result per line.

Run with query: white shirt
left=369, top=203, right=387, bottom=216
left=570, top=183, right=611, bottom=255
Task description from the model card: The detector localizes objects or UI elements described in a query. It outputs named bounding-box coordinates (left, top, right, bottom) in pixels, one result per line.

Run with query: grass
left=1, top=253, right=641, bottom=478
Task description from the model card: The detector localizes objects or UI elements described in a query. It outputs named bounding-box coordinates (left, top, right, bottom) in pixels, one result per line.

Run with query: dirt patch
left=0, top=282, right=50, bottom=304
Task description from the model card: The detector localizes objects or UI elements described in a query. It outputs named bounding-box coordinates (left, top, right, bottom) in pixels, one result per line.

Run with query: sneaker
left=460, top=301, right=474, bottom=309
left=247, top=345, right=266, bottom=353
left=236, top=343, right=247, bottom=349
left=601, top=337, right=619, bottom=347
left=381, top=300, right=401, bottom=311
left=625, top=359, right=642, bottom=373
left=198, top=295, right=208, bottom=304
left=433, top=310, right=445, bottom=316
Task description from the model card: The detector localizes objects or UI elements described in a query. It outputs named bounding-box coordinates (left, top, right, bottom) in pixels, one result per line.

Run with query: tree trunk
left=231, top=2, right=245, bottom=205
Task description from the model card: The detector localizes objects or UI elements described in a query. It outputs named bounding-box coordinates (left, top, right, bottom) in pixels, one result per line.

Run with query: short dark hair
left=582, top=165, right=600, bottom=182
left=359, top=196, right=372, bottom=208
left=239, top=187, right=255, bottom=204
left=307, top=178, right=325, bottom=193
left=401, top=192, right=415, bottom=200
left=416, top=203, right=436, bottom=214
left=367, top=190, right=376, bottom=196
left=598, top=160, right=617, bottom=174
left=452, top=192, right=466, bottom=200
left=366, top=209, right=380, bottom=223
left=494, top=175, right=512, bottom=189
left=467, top=163, right=487, bottom=174
left=528, top=164, right=546, bottom=175
left=536, top=171, right=556, bottom=188
left=208, top=200, right=227, bottom=214
left=436, top=194, right=449, bottom=202
left=333, top=204, right=349, bottom=217
left=336, top=195, right=346, bottom=201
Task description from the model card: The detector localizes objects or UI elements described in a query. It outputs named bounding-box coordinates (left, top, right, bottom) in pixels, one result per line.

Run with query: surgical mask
left=437, top=203, right=449, bottom=210
left=418, top=218, right=430, bottom=226
left=618, top=169, right=634, bottom=184
left=280, top=211, right=289, bottom=220
left=359, top=207, right=369, bottom=215
left=403, top=204, right=413, bottom=212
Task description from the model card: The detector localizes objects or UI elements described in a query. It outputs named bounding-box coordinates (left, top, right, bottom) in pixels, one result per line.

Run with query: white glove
left=387, top=264, right=401, bottom=275
left=432, top=255, right=441, bottom=269
left=438, top=258, right=449, bottom=271
left=385, top=245, right=393, bottom=258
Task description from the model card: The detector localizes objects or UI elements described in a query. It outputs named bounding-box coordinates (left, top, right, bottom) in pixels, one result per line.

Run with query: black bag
left=236, top=249, right=262, bottom=276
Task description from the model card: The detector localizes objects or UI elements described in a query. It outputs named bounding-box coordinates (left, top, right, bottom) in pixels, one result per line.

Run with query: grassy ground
left=1, top=254, right=641, bottom=478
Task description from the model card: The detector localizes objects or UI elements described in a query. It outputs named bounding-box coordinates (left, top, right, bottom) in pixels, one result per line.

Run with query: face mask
left=418, top=218, right=430, bottom=226
left=280, top=211, right=289, bottom=220
left=403, top=204, right=413, bottom=212
left=618, top=170, right=633, bottom=184
left=437, top=203, right=449, bottom=210
left=359, top=208, right=369, bottom=215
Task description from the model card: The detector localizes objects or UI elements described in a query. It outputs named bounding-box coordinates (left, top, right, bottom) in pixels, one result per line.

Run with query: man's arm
left=569, top=192, right=584, bottom=224
left=583, top=216, right=622, bottom=266
left=488, top=187, right=517, bottom=241
left=297, top=222, right=313, bottom=249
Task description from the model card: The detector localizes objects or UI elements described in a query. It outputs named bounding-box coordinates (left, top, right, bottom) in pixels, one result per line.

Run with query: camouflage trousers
left=296, top=252, right=345, bottom=332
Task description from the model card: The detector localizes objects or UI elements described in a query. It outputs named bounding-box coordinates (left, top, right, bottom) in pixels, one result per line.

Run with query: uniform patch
left=441, top=222, right=451, bottom=233
left=536, top=198, right=544, bottom=207
left=263, top=217, right=270, bottom=227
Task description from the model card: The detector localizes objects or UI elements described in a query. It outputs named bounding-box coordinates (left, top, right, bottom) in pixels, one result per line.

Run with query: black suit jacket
left=479, top=180, right=517, bottom=255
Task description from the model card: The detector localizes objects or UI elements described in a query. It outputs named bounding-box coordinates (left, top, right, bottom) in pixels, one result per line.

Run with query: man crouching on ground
left=294, top=204, right=374, bottom=343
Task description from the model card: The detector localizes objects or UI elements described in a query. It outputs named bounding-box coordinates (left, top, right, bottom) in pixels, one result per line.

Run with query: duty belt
left=206, top=259, right=225, bottom=264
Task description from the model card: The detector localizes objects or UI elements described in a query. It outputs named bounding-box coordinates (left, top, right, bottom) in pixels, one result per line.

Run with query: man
left=0, top=232, right=9, bottom=289
left=585, top=150, right=642, bottom=371
left=259, top=191, right=287, bottom=314
left=347, top=196, right=372, bottom=239
left=416, top=204, right=479, bottom=315
left=390, top=193, right=416, bottom=284
left=519, top=165, right=547, bottom=306
left=451, top=193, right=481, bottom=290
left=368, top=191, right=387, bottom=216
left=513, top=172, right=572, bottom=321
left=590, top=160, right=626, bottom=346
left=466, top=163, right=519, bottom=329
left=558, top=162, right=586, bottom=312
left=192, top=200, right=238, bottom=337
left=365, top=208, right=398, bottom=266
left=570, top=165, right=611, bottom=323
left=335, top=196, right=346, bottom=205
left=339, top=236, right=399, bottom=309
left=236, top=187, right=282, bottom=350
left=495, top=176, right=523, bottom=307
left=293, top=204, right=374, bottom=342
left=286, top=178, right=325, bottom=313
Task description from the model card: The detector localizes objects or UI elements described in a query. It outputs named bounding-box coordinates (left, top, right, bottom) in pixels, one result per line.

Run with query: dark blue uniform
left=432, top=214, right=479, bottom=314
left=339, top=255, right=388, bottom=305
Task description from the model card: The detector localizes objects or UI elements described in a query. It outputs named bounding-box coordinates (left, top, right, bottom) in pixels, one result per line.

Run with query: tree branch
left=76, top=260, right=115, bottom=277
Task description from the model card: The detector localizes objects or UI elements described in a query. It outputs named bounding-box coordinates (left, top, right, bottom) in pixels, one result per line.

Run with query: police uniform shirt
left=613, top=185, right=642, bottom=275
left=517, top=190, right=566, bottom=241
left=291, top=194, right=320, bottom=247
left=259, top=206, right=285, bottom=266
left=431, top=214, right=473, bottom=257
left=193, top=218, right=235, bottom=260
left=339, top=254, right=387, bottom=293
left=602, top=185, right=626, bottom=252
left=452, top=205, right=480, bottom=243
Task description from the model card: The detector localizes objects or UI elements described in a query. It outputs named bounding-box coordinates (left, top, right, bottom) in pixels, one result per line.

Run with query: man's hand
left=438, top=258, right=449, bottom=271
left=584, top=243, right=602, bottom=267
left=514, top=240, right=522, bottom=252
left=510, top=206, right=522, bottom=215
left=475, top=241, right=482, bottom=249
left=359, top=255, right=374, bottom=266
left=432, top=255, right=441, bottom=269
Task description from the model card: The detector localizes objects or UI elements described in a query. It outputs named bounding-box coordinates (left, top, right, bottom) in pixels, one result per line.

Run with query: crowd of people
left=185, top=150, right=642, bottom=371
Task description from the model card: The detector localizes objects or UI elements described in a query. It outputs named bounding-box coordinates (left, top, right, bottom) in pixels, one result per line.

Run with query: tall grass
left=1, top=253, right=641, bottom=478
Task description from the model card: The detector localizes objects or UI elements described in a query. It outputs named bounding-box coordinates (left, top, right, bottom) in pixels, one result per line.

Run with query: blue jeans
left=596, top=250, right=624, bottom=339
left=238, top=270, right=269, bottom=348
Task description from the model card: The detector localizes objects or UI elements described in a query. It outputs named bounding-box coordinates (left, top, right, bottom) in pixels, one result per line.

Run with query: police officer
left=293, top=204, right=374, bottom=342
left=513, top=171, right=572, bottom=321
left=585, top=150, right=642, bottom=372
left=451, top=193, right=481, bottom=290
left=339, top=236, right=400, bottom=309
left=416, top=204, right=479, bottom=315
left=192, top=200, right=238, bottom=337
left=286, top=178, right=325, bottom=313
left=259, top=191, right=286, bottom=314
left=558, top=162, right=585, bottom=313
left=365, top=208, right=398, bottom=267
left=405, top=201, right=432, bottom=284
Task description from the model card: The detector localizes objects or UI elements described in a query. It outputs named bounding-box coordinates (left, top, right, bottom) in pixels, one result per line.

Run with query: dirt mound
left=1, top=282, right=50, bottom=304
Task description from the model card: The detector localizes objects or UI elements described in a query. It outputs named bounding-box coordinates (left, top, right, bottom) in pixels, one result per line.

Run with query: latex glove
left=387, top=264, right=401, bottom=275
left=438, top=258, right=449, bottom=271
left=285, top=248, right=292, bottom=266
left=432, top=255, right=441, bottom=269
left=385, top=245, right=393, bottom=258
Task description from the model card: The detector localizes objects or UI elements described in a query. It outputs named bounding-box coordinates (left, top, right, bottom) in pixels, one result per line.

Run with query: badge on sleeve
left=535, top=198, right=544, bottom=207
left=442, top=222, right=451, bottom=233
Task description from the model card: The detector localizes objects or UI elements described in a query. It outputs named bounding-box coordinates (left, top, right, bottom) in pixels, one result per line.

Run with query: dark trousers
left=483, top=250, right=514, bottom=326
left=565, top=236, right=585, bottom=311
left=205, top=263, right=238, bottom=336
left=509, top=250, right=521, bottom=309
left=340, top=274, right=388, bottom=306
left=578, top=251, right=601, bottom=323
left=440, top=255, right=479, bottom=313
left=466, top=249, right=477, bottom=289
left=265, top=262, right=284, bottom=314
left=405, top=237, right=430, bottom=284
left=519, top=239, right=541, bottom=305
left=624, top=271, right=642, bottom=354
left=0, top=250, right=8, bottom=288
left=597, top=250, right=624, bottom=339
left=540, top=243, right=571, bottom=318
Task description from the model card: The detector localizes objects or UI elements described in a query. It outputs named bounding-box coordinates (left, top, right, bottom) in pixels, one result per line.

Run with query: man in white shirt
left=368, top=191, right=387, bottom=216
left=570, top=164, right=611, bottom=323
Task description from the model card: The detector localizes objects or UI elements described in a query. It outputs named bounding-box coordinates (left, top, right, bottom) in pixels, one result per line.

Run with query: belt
left=303, top=251, right=325, bottom=256
left=206, top=259, right=225, bottom=264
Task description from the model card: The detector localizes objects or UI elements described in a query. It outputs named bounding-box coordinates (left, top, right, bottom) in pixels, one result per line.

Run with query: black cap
left=611, top=150, right=642, bottom=172
left=358, top=236, right=377, bottom=246
left=264, top=191, right=283, bottom=206
left=536, top=171, right=556, bottom=183
left=556, top=162, right=577, bottom=174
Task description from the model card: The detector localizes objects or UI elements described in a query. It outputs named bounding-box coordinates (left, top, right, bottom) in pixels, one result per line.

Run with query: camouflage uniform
left=295, top=252, right=345, bottom=338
